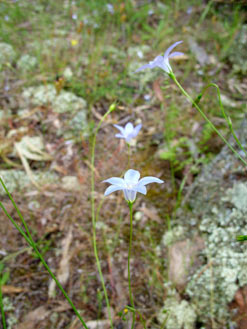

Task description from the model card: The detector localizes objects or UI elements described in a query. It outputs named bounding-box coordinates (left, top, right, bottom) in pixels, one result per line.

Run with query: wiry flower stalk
left=104, top=169, right=164, bottom=328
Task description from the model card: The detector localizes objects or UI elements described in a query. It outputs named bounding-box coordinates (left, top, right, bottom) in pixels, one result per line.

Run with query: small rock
left=188, top=37, right=210, bottom=66
left=230, top=287, right=247, bottom=329
left=86, top=320, right=110, bottom=329
left=168, top=236, right=205, bottom=290
left=61, top=176, right=81, bottom=191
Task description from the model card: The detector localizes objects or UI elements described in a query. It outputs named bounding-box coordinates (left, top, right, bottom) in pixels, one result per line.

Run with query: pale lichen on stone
left=17, top=54, right=37, bottom=71
left=184, top=181, right=247, bottom=325
left=22, top=85, right=87, bottom=113
left=0, top=170, right=58, bottom=195
left=0, top=42, right=16, bottom=66
left=162, top=225, right=185, bottom=246
left=228, top=25, right=247, bottom=74
left=158, top=290, right=197, bottom=329
left=21, top=85, right=88, bottom=138
left=160, top=130, right=247, bottom=326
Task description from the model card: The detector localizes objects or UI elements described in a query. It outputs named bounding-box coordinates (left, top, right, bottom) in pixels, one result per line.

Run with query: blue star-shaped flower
left=114, top=122, right=142, bottom=143
left=103, top=169, right=164, bottom=203
left=135, top=41, right=183, bottom=74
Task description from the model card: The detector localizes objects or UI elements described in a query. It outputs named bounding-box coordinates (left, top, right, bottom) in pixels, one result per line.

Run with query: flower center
left=126, top=182, right=136, bottom=190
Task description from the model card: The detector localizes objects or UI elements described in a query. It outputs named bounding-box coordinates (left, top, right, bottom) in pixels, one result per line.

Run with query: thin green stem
left=27, top=237, right=89, bottom=328
left=91, top=104, right=116, bottom=329
left=0, top=208, right=31, bottom=247
left=0, top=281, right=6, bottom=329
left=198, top=0, right=214, bottom=25
left=121, top=143, right=131, bottom=178
left=199, top=83, right=247, bottom=159
left=170, top=74, right=247, bottom=167
left=0, top=178, right=33, bottom=246
left=126, top=306, right=146, bottom=329
left=128, top=202, right=135, bottom=329
left=0, top=179, right=89, bottom=329
left=127, top=143, right=131, bottom=169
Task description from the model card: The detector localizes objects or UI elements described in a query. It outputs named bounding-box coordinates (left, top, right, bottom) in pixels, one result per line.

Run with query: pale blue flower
left=114, top=122, right=142, bottom=143
left=103, top=169, right=164, bottom=203
left=106, top=3, right=114, bottom=14
left=135, top=41, right=183, bottom=74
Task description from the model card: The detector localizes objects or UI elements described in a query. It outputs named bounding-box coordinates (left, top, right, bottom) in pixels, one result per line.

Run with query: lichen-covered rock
left=161, top=128, right=247, bottom=327
left=158, top=290, right=197, bottom=329
left=228, top=25, right=247, bottom=74
left=0, top=170, right=58, bottom=195
left=162, top=225, right=185, bottom=246
left=17, top=54, right=37, bottom=71
left=53, top=91, right=86, bottom=114
left=22, top=85, right=86, bottom=114
left=186, top=181, right=247, bottom=325
left=63, top=67, right=73, bottom=80
left=21, top=85, right=88, bottom=138
left=0, top=43, right=16, bottom=66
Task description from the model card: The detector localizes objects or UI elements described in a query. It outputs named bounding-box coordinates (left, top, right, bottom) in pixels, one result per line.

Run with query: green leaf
left=236, top=235, right=247, bottom=241
left=2, top=271, right=9, bottom=285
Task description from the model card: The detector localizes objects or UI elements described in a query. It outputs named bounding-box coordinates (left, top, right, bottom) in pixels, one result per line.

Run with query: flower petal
left=135, top=63, right=152, bottom=72
left=123, top=189, right=137, bottom=202
left=103, top=177, right=125, bottom=186
left=168, top=52, right=184, bottom=58
left=132, top=124, right=142, bottom=137
left=134, top=184, right=147, bottom=195
left=138, top=176, right=164, bottom=186
left=125, top=122, right=134, bottom=135
left=164, top=41, right=183, bottom=58
left=126, top=136, right=133, bottom=143
left=150, top=55, right=164, bottom=67
left=115, top=133, right=124, bottom=139
left=114, top=124, right=125, bottom=134
left=104, top=185, right=124, bottom=196
left=124, top=169, right=140, bottom=184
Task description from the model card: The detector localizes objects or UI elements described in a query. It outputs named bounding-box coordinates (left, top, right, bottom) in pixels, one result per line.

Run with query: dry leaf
left=15, top=306, right=50, bottom=329
left=14, top=142, right=40, bottom=189
left=1, top=285, right=27, bottom=294
left=14, top=136, right=52, bottom=161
